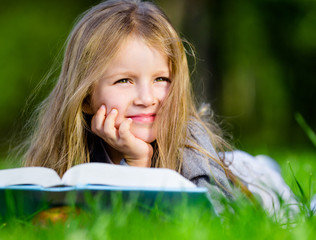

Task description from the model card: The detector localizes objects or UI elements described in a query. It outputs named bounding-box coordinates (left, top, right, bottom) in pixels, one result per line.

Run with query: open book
left=0, top=162, right=196, bottom=190
left=0, top=163, right=211, bottom=217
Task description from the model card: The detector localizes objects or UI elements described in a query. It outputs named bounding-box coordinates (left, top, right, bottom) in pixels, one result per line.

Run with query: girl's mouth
left=127, top=114, right=156, bottom=123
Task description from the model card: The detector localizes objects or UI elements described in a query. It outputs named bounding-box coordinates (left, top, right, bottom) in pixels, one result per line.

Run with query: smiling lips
left=127, top=114, right=156, bottom=123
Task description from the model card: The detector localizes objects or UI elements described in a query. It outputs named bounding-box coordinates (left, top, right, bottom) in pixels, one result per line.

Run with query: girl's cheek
left=156, top=86, right=170, bottom=102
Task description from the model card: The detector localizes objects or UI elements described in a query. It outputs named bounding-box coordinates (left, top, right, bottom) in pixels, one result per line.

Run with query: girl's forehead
left=106, top=35, right=169, bottom=71
left=120, top=33, right=169, bottom=56
left=103, top=34, right=169, bottom=65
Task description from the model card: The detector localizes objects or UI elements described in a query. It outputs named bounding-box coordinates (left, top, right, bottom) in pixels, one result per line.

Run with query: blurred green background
left=0, top=0, right=316, bottom=158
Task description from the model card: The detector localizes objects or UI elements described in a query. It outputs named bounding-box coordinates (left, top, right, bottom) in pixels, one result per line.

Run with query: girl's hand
left=91, top=105, right=153, bottom=167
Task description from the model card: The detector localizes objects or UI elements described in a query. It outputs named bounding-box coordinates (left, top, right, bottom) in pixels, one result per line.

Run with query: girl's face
left=90, top=35, right=171, bottom=143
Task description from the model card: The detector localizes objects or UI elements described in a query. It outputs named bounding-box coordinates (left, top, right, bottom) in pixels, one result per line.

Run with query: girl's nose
left=134, top=84, right=157, bottom=106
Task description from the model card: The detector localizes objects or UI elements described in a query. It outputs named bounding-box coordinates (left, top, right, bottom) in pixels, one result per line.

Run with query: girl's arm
left=182, top=120, right=235, bottom=214
left=91, top=105, right=152, bottom=167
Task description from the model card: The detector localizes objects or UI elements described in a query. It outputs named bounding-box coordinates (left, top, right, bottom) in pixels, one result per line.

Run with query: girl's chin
left=131, top=129, right=156, bottom=143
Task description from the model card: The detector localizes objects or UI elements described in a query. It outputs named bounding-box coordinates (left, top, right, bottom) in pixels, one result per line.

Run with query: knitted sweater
left=181, top=121, right=234, bottom=213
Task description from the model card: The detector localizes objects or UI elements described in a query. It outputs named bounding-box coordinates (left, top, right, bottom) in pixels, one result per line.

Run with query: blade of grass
left=287, top=161, right=307, bottom=204
left=308, top=173, right=312, bottom=203
left=295, top=113, right=316, bottom=148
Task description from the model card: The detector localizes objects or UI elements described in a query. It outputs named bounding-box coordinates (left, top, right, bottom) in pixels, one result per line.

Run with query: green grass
left=0, top=149, right=315, bottom=239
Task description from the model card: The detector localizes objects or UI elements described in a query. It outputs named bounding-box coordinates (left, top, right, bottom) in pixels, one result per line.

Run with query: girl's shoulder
left=186, top=118, right=216, bottom=155
left=187, top=117, right=206, bottom=133
left=183, top=118, right=233, bottom=187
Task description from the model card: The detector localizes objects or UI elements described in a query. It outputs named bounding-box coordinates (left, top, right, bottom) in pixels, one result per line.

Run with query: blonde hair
left=23, top=0, right=230, bottom=177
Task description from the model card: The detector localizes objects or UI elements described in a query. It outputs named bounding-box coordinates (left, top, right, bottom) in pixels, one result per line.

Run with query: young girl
left=23, top=0, right=300, bottom=216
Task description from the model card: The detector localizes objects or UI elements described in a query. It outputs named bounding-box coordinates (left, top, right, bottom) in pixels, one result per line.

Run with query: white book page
left=0, top=167, right=62, bottom=187
left=62, top=163, right=196, bottom=189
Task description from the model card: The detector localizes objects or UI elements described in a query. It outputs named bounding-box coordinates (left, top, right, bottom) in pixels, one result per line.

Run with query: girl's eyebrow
left=103, top=71, right=138, bottom=79
left=103, top=69, right=170, bottom=79
left=154, top=70, right=170, bottom=76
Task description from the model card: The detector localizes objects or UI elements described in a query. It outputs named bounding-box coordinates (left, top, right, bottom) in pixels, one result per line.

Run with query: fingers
left=91, top=105, right=106, bottom=132
left=90, top=107, right=152, bottom=165
left=91, top=106, right=137, bottom=152
left=103, top=109, right=118, bottom=136
left=91, top=105, right=119, bottom=143
left=118, top=118, right=134, bottom=142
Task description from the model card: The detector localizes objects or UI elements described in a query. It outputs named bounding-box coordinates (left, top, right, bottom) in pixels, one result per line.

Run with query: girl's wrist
left=124, top=157, right=152, bottom=168
left=123, top=146, right=153, bottom=168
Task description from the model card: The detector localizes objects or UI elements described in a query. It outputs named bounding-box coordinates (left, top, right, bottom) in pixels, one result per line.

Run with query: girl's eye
left=114, top=79, right=130, bottom=84
left=154, top=77, right=171, bottom=83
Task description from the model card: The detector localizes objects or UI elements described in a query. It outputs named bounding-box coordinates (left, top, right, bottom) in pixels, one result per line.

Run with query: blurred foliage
left=162, top=0, right=316, bottom=150
left=0, top=0, right=316, bottom=156
left=0, top=0, right=100, bottom=155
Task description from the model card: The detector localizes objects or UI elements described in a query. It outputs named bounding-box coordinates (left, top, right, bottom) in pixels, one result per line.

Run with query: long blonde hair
left=23, top=0, right=229, bottom=177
